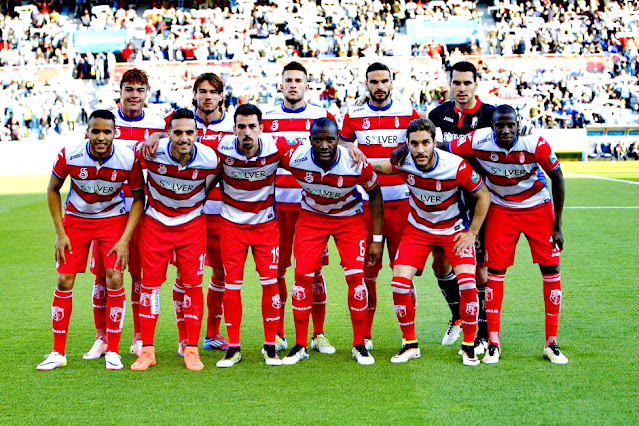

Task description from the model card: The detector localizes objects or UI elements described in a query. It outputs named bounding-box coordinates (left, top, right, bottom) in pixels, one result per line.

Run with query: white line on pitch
left=565, top=173, right=639, bottom=185
left=565, top=206, right=639, bottom=209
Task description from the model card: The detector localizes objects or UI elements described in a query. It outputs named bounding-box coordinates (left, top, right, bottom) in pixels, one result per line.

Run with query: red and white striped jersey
left=110, top=108, right=166, bottom=208
left=52, top=141, right=143, bottom=219
left=341, top=100, right=420, bottom=202
left=448, top=128, right=560, bottom=209
left=280, top=144, right=379, bottom=216
left=195, top=112, right=235, bottom=216
left=139, top=139, right=220, bottom=226
left=392, top=149, right=484, bottom=235
left=263, top=103, right=337, bottom=204
left=214, top=134, right=295, bottom=225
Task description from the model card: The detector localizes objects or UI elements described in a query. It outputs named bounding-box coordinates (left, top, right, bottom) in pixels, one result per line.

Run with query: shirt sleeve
left=135, top=149, right=148, bottom=170
left=456, top=159, right=484, bottom=193
left=52, top=148, right=68, bottom=179
left=448, top=132, right=475, bottom=158
left=276, top=135, right=298, bottom=156
left=359, top=162, right=380, bottom=191
left=127, top=160, right=145, bottom=192
left=326, top=111, right=337, bottom=123
left=534, top=136, right=560, bottom=172
left=340, top=112, right=356, bottom=142
left=411, top=108, right=421, bottom=120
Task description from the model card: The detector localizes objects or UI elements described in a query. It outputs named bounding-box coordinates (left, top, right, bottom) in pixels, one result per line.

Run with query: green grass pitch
left=0, top=162, right=637, bottom=424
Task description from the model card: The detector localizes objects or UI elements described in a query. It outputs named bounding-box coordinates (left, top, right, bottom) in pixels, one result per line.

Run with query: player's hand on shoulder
left=142, top=132, right=165, bottom=157
left=390, top=143, right=409, bottom=167
left=354, top=94, right=369, bottom=107
left=346, top=143, right=368, bottom=167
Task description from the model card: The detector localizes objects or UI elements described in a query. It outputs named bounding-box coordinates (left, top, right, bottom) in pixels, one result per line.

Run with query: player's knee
left=105, top=269, right=123, bottom=289
left=56, top=274, right=75, bottom=290
left=539, top=264, right=560, bottom=275
left=476, top=265, right=488, bottom=285
left=431, top=255, right=452, bottom=277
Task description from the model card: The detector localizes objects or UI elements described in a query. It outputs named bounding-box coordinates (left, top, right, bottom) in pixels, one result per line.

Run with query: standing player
left=131, top=108, right=219, bottom=371
left=37, top=109, right=144, bottom=371
left=373, top=118, right=490, bottom=366
left=340, top=62, right=421, bottom=349
left=426, top=61, right=496, bottom=349
left=214, top=104, right=294, bottom=368
left=262, top=61, right=337, bottom=354
left=447, top=105, right=567, bottom=364
left=279, top=118, right=383, bottom=366
left=83, top=69, right=166, bottom=360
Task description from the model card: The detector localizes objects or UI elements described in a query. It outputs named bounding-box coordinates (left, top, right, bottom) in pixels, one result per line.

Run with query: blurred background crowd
left=2, top=0, right=639, bottom=147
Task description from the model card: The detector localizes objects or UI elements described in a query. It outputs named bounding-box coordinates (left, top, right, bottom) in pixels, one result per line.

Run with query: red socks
left=52, top=289, right=73, bottom=354
left=391, top=276, right=416, bottom=341
left=130, top=280, right=142, bottom=340
left=456, top=272, right=479, bottom=345
left=542, top=273, right=562, bottom=344
left=291, top=274, right=313, bottom=347
left=261, top=277, right=280, bottom=345
left=222, top=281, right=243, bottom=347
left=206, top=278, right=225, bottom=338
left=276, top=276, right=287, bottom=338
left=106, top=287, right=126, bottom=353
left=172, top=279, right=187, bottom=344
left=346, top=271, right=368, bottom=347
left=138, top=285, right=160, bottom=346
left=363, top=276, right=377, bottom=338
left=182, top=284, right=204, bottom=346
left=91, top=277, right=107, bottom=339
left=311, top=270, right=327, bottom=337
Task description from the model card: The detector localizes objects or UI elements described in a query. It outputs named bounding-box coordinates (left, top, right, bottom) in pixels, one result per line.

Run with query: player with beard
left=262, top=62, right=338, bottom=355
left=373, top=118, right=490, bottom=366
left=340, top=62, right=421, bottom=351
left=447, top=105, right=567, bottom=365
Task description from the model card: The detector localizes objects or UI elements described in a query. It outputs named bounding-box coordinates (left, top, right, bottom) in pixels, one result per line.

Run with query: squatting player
left=340, top=62, right=421, bottom=350
left=279, top=118, right=383, bottom=366
left=131, top=108, right=220, bottom=371
left=262, top=61, right=338, bottom=355
left=37, top=109, right=144, bottom=371
left=374, top=118, right=490, bottom=366
left=447, top=105, right=567, bottom=365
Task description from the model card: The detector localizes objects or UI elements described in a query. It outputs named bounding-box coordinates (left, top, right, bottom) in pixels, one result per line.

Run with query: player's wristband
left=372, top=234, right=383, bottom=243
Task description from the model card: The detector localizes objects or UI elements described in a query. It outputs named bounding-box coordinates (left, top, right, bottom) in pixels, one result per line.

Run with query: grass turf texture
left=0, top=162, right=637, bottom=424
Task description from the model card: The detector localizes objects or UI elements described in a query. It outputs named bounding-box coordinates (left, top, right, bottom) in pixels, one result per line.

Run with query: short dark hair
left=406, top=118, right=437, bottom=140
left=120, top=68, right=149, bottom=89
left=234, top=103, right=262, bottom=124
left=492, top=104, right=517, bottom=123
left=283, top=61, right=307, bottom=78
left=449, top=61, right=477, bottom=81
left=310, top=117, right=338, bottom=135
left=366, top=62, right=392, bottom=80
left=88, top=109, right=116, bottom=124
left=192, top=72, right=224, bottom=109
left=170, top=108, right=195, bottom=127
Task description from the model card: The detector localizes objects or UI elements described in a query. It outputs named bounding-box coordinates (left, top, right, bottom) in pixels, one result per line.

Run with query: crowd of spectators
left=3, top=0, right=639, bottom=141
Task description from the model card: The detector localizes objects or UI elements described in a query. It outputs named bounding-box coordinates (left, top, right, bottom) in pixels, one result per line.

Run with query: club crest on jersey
left=192, top=169, right=199, bottom=179
left=471, top=116, right=479, bottom=128
left=225, top=156, right=234, bottom=165
left=337, top=176, right=343, bottom=187
left=52, top=306, right=64, bottom=322
left=79, top=167, right=89, bottom=179
left=93, top=285, right=105, bottom=299
left=270, top=120, right=279, bottom=131
left=520, top=152, right=525, bottom=163
left=305, top=172, right=314, bottom=183
left=158, top=164, right=167, bottom=175
left=111, top=170, right=118, bottom=181
left=144, top=129, right=150, bottom=140
left=465, top=301, right=479, bottom=316
left=311, top=282, right=325, bottom=295
left=394, top=304, right=407, bottom=318
left=362, top=118, right=371, bottom=130
left=291, top=285, right=306, bottom=301
left=394, top=116, right=400, bottom=128
left=407, top=174, right=415, bottom=186
left=306, top=119, right=311, bottom=130
left=261, top=158, right=266, bottom=166
left=353, top=283, right=368, bottom=301
left=271, top=294, right=282, bottom=309
left=114, top=127, right=121, bottom=138
left=549, top=289, right=562, bottom=305
left=490, top=152, right=499, bottom=162
left=435, top=180, right=442, bottom=191
left=109, top=307, right=123, bottom=323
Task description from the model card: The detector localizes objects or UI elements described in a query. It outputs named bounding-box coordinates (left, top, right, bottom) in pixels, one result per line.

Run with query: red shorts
left=90, top=224, right=142, bottom=279
left=219, top=218, right=279, bottom=284
left=364, top=199, right=410, bottom=274
left=484, top=202, right=561, bottom=270
left=139, top=215, right=206, bottom=286
left=395, top=224, right=476, bottom=270
left=57, top=215, right=127, bottom=274
left=205, top=214, right=223, bottom=270
left=277, top=203, right=328, bottom=275
left=294, top=210, right=366, bottom=276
